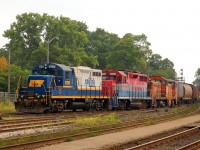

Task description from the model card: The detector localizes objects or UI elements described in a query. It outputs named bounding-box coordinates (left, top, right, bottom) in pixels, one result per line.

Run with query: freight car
left=180, top=83, right=199, bottom=104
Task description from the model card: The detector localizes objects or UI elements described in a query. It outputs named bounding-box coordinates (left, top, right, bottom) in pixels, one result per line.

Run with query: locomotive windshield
left=32, top=68, right=56, bottom=75
left=102, top=75, right=116, bottom=80
left=102, top=75, right=108, bottom=80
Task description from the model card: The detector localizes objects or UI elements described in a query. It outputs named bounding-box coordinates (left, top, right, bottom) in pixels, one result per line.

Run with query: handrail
left=15, top=76, right=22, bottom=100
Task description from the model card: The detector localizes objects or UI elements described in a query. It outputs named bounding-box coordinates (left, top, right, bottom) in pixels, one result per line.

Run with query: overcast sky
left=1, top=0, right=200, bottom=83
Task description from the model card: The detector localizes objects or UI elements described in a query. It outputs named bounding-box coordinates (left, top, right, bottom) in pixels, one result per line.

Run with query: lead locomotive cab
left=15, top=63, right=72, bottom=113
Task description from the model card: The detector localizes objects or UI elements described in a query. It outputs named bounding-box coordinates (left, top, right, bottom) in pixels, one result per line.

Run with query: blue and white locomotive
left=15, top=63, right=108, bottom=113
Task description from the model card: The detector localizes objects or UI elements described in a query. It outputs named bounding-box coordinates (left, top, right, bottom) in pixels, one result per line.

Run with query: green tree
left=147, top=54, right=176, bottom=79
left=0, top=56, right=8, bottom=91
left=161, top=58, right=174, bottom=70
left=148, top=54, right=162, bottom=70
left=3, top=13, right=98, bottom=69
left=193, top=68, right=200, bottom=89
left=0, top=56, right=30, bottom=92
left=107, top=33, right=150, bottom=72
left=87, top=28, right=119, bottom=69
left=3, top=13, right=45, bottom=69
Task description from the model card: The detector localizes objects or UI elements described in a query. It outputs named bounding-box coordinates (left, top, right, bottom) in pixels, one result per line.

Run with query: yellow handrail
left=15, top=76, right=22, bottom=100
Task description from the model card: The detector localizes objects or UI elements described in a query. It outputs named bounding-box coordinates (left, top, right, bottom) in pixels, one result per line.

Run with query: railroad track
left=124, top=126, right=200, bottom=150
left=0, top=120, right=143, bottom=150
left=0, top=106, right=198, bottom=150
left=0, top=104, right=198, bottom=150
left=0, top=108, right=192, bottom=134
left=0, top=111, right=132, bottom=134
left=177, top=139, right=200, bottom=150
left=0, top=111, right=119, bottom=125
left=0, top=120, right=73, bottom=133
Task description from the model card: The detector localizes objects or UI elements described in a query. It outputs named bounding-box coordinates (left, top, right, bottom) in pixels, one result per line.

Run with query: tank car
left=181, top=83, right=199, bottom=104
left=182, top=83, right=193, bottom=104
left=191, top=84, right=199, bottom=102
left=177, top=82, right=184, bottom=104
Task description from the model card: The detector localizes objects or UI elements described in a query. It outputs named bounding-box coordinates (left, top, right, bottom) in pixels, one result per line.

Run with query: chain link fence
left=0, top=92, right=16, bottom=102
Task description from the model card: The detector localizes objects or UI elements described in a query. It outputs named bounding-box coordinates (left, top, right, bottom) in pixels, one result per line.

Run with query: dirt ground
left=35, top=114, right=200, bottom=150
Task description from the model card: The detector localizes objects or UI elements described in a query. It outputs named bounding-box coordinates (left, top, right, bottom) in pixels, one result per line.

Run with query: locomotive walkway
left=36, top=114, right=200, bottom=150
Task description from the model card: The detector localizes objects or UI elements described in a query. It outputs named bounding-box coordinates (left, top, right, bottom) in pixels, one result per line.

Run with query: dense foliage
left=193, top=68, right=200, bottom=89
left=0, top=55, right=30, bottom=92
left=0, top=13, right=177, bottom=92
left=148, top=54, right=176, bottom=79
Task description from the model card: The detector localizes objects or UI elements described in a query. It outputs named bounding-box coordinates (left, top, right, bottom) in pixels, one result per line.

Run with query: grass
left=64, top=137, right=73, bottom=142
left=73, top=113, right=119, bottom=126
left=1, top=116, right=22, bottom=120
left=0, top=101, right=15, bottom=114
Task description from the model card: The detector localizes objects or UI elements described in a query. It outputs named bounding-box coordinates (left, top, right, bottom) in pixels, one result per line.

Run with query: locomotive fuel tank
left=70, top=102, right=86, bottom=109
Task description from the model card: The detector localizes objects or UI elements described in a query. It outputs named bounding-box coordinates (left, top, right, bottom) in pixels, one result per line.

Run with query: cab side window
left=66, top=71, right=70, bottom=80
left=65, top=71, right=71, bottom=85
left=57, top=70, right=62, bottom=77
left=117, top=76, right=122, bottom=83
left=32, top=70, right=38, bottom=75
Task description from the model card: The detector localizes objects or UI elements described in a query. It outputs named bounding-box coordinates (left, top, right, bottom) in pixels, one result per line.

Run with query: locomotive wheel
left=108, top=104, right=112, bottom=110
left=125, top=101, right=130, bottom=110
left=170, top=101, right=174, bottom=108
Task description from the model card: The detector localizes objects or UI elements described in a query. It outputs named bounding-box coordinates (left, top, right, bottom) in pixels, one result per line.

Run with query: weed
left=1, top=116, right=22, bottom=120
left=64, top=137, right=73, bottom=142
left=0, top=102, right=15, bottom=114
left=74, top=113, right=119, bottom=126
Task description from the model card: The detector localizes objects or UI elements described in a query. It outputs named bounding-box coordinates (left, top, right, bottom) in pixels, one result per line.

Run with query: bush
left=0, top=101, right=15, bottom=114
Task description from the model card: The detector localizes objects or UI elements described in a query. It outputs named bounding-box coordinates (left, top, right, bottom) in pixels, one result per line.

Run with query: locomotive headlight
left=35, top=93, right=40, bottom=99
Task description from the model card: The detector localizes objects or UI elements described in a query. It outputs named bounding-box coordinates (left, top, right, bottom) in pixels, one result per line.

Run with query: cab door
left=56, top=70, right=63, bottom=86
left=65, top=71, right=71, bottom=86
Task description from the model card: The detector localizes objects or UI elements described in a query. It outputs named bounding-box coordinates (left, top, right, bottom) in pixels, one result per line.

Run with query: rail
left=124, top=126, right=200, bottom=150
left=177, top=139, right=200, bottom=150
